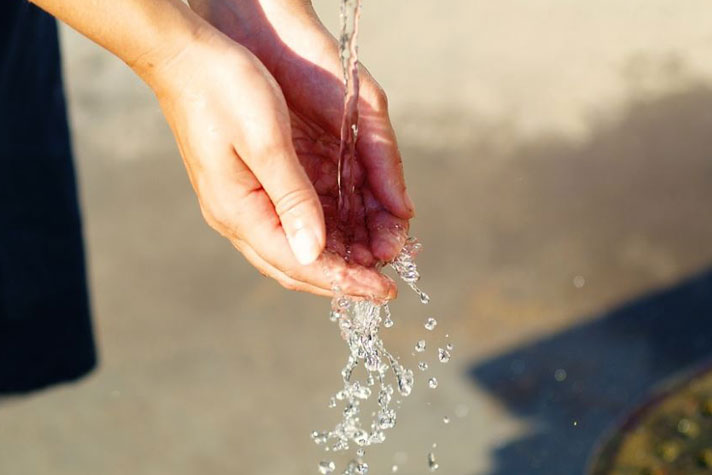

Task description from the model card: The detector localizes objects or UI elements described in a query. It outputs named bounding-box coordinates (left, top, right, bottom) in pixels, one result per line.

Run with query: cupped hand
left=147, top=26, right=398, bottom=298
left=187, top=0, right=415, bottom=297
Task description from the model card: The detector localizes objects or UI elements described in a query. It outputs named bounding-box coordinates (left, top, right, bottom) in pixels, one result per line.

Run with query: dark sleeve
left=0, top=0, right=97, bottom=393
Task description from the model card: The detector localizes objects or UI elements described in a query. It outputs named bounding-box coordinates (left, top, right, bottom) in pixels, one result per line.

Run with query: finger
left=211, top=173, right=395, bottom=299
left=262, top=33, right=414, bottom=221
left=284, top=58, right=415, bottom=221
left=232, top=74, right=326, bottom=266
left=256, top=221, right=397, bottom=299
left=355, top=70, right=414, bottom=220
left=198, top=144, right=395, bottom=299
left=249, top=200, right=396, bottom=299
left=364, top=188, right=409, bottom=262
left=233, top=239, right=333, bottom=296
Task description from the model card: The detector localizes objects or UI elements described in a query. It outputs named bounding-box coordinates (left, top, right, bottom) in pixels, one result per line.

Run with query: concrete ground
left=2, top=1, right=712, bottom=474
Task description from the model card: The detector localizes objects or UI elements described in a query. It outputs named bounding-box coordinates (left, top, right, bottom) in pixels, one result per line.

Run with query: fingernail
left=288, top=228, right=321, bottom=265
left=403, top=189, right=415, bottom=214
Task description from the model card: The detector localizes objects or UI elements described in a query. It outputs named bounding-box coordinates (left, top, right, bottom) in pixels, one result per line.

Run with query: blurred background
left=2, top=1, right=712, bottom=474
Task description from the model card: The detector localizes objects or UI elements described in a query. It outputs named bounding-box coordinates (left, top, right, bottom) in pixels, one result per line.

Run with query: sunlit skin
left=186, top=0, right=415, bottom=297
left=29, top=0, right=413, bottom=299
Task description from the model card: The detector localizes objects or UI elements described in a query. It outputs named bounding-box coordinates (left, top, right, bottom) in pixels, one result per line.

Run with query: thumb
left=238, top=129, right=325, bottom=266
left=272, top=163, right=326, bottom=266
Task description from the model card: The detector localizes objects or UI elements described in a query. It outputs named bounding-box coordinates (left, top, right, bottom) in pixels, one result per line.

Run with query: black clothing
left=0, top=0, right=96, bottom=393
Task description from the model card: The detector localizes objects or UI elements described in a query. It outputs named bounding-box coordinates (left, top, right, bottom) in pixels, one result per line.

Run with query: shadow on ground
left=470, top=269, right=712, bottom=475
left=467, top=82, right=712, bottom=475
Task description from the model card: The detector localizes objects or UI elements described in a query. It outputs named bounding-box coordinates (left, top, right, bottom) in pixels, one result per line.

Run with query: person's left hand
left=188, top=0, right=415, bottom=293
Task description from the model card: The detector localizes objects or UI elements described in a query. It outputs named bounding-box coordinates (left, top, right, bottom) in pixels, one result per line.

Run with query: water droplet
left=419, top=292, right=431, bottom=304
left=318, top=460, right=336, bottom=474
left=383, top=305, right=394, bottom=328
left=354, top=430, right=369, bottom=446
left=356, top=462, right=369, bottom=474
left=428, top=452, right=439, bottom=472
left=438, top=348, right=451, bottom=363
left=573, top=275, right=586, bottom=288
left=443, top=416, right=450, bottom=424
left=357, top=448, right=365, bottom=457
left=391, top=465, right=399, bottom=473
left=353, top=384, right=372, bottom=400
left=418, top=361, right=429, bottom=371
left=446, top=343, right=454, bottom=351
left=378, top=409, right=397, bottom=429
left=428, top=377, right=439, bottom=389
left=332, top=439, right=348, bottom=452
left=377, top=388, right=392, bottom=407
left=344, top=403, right=359, bottom=420
left=311, top=431, right=329, bottom=445
left=328, top=397, right=337, bottom=408
left=397, top=369, right=414, bottom=397
left=415, top=340, right=426, bottom=352
left=369, top=431, right=385, bottom=444
left=554, top=368, right=567, bottom=382
left=424, top=317, right=437, bottom=331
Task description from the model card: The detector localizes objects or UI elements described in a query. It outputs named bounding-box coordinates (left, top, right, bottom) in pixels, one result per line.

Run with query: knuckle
left=248, top=121, right=290, bottom=160
left=200, top=199, right=235, bottom=236
left=252, top=136, right=283, bottom=161
left=273, top=187, right=316, bottom=219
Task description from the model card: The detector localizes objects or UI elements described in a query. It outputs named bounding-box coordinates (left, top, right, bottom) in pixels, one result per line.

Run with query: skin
left=29, top=0, right=413, bottom=299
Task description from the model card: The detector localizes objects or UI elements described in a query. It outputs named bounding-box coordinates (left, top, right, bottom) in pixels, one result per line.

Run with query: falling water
left=314, top=239, right=427, bottom=474
left=311, top=1, right=453, bottom=473
left=337, top=0, right=362, bottom=223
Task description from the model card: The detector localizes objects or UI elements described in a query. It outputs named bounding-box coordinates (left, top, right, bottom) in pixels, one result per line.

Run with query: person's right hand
left=144, top=28, right=396, bottom=298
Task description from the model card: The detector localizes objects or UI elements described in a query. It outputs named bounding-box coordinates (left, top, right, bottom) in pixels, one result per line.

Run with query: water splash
left=390, top=239, right=431, bottom=304
left=315, top=241, right=427, bottom=458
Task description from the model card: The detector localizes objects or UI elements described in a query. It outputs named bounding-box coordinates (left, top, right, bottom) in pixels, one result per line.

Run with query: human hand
left=145, top=27, right=399, bottom=298
left=187, top=0, right=415, bottom=294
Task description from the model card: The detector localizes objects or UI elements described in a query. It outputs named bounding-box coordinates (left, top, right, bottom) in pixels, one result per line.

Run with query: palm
left=189, top=0, right=414, bottom=294
left=290, top=109, right=402, bottom=268
left=214, top=4, right=410, bottom=253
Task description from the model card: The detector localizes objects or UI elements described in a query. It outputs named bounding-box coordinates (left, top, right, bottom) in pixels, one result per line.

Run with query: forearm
left=29, top=0, right=208, bottom=87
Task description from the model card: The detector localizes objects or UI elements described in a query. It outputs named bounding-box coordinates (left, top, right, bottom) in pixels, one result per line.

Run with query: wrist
left=126, top=3, right=214, bottom=92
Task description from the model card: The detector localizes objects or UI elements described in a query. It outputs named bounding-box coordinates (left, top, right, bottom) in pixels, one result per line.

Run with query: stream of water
left=336, top=0, right=361, bottom=224
left=311, top=1, right=447, bottom=473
